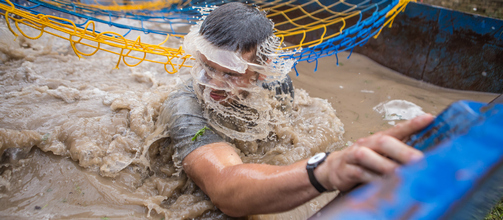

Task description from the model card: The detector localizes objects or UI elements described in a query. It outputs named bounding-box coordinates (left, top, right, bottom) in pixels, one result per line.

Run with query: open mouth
left=210, top=90, right=227, bottom=101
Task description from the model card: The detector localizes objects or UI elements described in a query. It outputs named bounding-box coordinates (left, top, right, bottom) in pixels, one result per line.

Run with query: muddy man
left=161, top=2, right=434, bottom=217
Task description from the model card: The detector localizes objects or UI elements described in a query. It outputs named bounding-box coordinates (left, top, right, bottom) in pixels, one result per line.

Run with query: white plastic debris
left=373, top=100, right=425, bottom=121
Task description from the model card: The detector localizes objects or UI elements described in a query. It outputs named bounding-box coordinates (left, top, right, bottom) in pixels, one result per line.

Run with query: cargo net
left=0, top=0, right=196, bottom=73
left=265, top=0, right=413, bottom=74
left=0, top=0, right=414, bottom=74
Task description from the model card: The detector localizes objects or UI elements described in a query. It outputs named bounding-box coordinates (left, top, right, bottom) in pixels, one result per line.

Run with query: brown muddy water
left=0, top=18, right=498, bottom=220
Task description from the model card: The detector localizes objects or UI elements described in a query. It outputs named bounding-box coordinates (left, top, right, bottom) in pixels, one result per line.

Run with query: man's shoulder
left=161, top=79, right=224, bottom=165
left=169, top=79, right=197, bottom=99
left=164, top=80, right=202, bottom=112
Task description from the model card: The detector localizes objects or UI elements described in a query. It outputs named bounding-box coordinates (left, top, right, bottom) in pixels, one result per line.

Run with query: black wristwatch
left=306, top=152, right=330, bottom=193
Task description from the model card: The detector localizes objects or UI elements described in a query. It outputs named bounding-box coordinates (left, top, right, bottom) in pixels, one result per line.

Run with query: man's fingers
left=346, top=146, right=399, bottom=175
left=382, top=114, right=434, bottom=140
left=344, top=164, right=380, bottom=185
left=356, top=135, right=423, bottom=164
left=332, top=114, right=434, bottom=192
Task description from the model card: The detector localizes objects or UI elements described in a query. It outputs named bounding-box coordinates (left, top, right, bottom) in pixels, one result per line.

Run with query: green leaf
left=192, top=126, right=210, bottom=141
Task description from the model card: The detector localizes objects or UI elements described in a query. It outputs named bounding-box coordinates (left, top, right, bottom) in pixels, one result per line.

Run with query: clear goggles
left=191, top=52, right=266, bottom=91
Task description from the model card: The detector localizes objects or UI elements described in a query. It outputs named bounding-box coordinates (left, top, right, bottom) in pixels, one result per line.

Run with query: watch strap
left=306, top=152, right=330, bottom=193
left=307, top=166, right=327, bottom=193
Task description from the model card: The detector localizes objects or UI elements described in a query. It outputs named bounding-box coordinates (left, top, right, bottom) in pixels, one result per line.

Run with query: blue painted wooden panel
left=353, top=2, right=503, bottom=93
left=310, top=101, right=503, bottom=220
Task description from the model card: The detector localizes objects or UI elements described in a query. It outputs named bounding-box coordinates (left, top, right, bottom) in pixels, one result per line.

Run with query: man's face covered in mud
left=183, top=19, right=296, bottom=141
left=193, top=51, right=264, bottom=105
left=190, top=48, right=277, bottom=141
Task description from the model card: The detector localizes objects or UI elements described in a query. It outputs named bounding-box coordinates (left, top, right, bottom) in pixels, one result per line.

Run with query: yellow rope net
left=1, top=0, right=193, bottom=73
left=0, top=0, right=415, bottom=74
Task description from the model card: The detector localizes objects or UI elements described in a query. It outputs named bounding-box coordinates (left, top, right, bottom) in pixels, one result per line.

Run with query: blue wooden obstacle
left=310, top=100, right=503, bottom=220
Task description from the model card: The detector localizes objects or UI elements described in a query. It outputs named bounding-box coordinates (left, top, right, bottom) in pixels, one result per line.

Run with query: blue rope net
left=267, top=0, right=410, bottom=74
left=0, top=0, right=412, bottom=74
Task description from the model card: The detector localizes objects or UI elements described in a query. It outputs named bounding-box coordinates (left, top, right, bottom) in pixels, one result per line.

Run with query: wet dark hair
left=199, top=2, right=273, bottom=53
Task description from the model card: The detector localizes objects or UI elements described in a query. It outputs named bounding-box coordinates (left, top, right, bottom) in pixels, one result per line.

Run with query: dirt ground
left=420, top=0, right=503, bottom=19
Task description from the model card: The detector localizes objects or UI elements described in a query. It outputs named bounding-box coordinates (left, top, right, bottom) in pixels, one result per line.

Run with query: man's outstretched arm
left=183, top=114, right=434, bottom=217
left=183, top=143, right=318, bottom=216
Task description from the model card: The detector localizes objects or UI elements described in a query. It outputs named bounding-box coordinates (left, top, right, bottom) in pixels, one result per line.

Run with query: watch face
left=308, top=152, right=326, bottom=164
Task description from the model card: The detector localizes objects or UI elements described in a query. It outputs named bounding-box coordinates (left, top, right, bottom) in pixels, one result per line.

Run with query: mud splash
left=0, top=19, right=348, bottom=219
